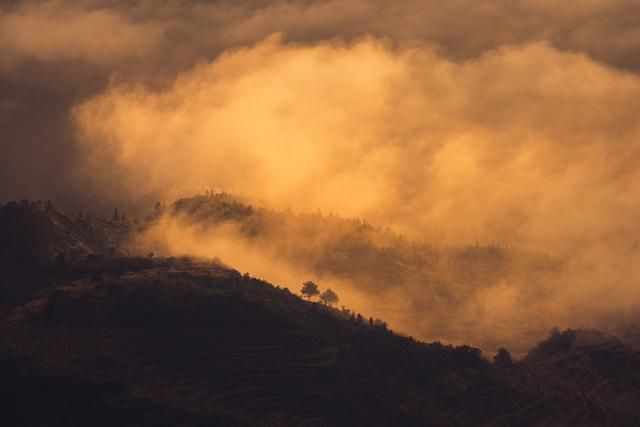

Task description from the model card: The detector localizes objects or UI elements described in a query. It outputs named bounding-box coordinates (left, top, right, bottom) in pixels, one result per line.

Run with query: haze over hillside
left=2, top=200, right=640, bottom=425
left=4, top=196, right=640, bottom=355
left=137, top=194, right=564, bottom=353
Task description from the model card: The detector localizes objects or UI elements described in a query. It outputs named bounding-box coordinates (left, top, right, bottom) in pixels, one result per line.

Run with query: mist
left=135, top=212, right=372, bottom=318
left=74, top=35, right=640, bottom=248
left=128, top=192, right=637, bottom=354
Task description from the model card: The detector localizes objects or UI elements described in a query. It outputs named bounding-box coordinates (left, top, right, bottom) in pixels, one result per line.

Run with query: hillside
left=1, top=201, right=640, bottom=425
left=166, top=194, right=562, bottom=292
left=0, top=200, right=132, bottom=266
left=2, top=256, right=640, bottom=425
left=3, top=197, right=637, bottom=352
left=0, top=200, right=136, bottom=315
left=0, top=258, right=482, bottom=426
left=140, top=194, right=564, bottom=351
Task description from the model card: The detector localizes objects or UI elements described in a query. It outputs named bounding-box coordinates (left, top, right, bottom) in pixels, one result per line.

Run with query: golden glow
left=70, top=34, right=640, bottom=350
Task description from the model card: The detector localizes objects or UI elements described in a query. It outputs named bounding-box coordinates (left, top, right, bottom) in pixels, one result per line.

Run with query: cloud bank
left=73, top=34, right=640, bottom=350
left=3, top=0, right=640, bottom=204
left=74, top=35, right=640, bottom=248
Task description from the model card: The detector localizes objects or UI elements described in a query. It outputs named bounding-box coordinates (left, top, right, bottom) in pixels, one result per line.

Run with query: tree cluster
left=300, top=281, right=339, bottom=306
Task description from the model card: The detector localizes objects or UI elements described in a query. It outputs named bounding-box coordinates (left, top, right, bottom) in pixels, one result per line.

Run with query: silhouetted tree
left=121, top=213, right=126, bottom=221
left=320, top=289, right=339, bottom=306
left=494, top=347, right=513, bottom=368
left=112, top=208, right=120, bottom=221
left=301, top=281, right=320, bottom=300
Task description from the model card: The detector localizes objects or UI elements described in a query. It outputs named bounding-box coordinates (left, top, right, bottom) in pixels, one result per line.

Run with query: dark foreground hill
left=1, top=257, right=640, bottom=426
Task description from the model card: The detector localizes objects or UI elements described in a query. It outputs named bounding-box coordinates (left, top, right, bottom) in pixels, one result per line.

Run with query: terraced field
left=0, top=265, right=438, bottom=425
left=102, top=326, right=349, bottom=425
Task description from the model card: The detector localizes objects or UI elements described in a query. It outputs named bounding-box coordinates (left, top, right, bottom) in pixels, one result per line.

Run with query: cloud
left=0, top=1, right=164, bottom=69
left=3, top=0, right=640, bottom=204
left=74, top=35, right=640, bottom=246
left=71, top=35, right=640, bottom=351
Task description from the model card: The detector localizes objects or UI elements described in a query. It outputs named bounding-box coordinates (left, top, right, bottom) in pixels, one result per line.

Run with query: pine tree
left=300, top=281, right=320, bottom=300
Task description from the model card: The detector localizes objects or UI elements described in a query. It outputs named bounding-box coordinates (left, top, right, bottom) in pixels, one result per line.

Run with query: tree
left=494, top=347, right=513, bottom=368
left=320, top=289, right=339, bottom=306
left=112, top=208, right=120, bottom=221
left=301, top=281, right=320, bottom=300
